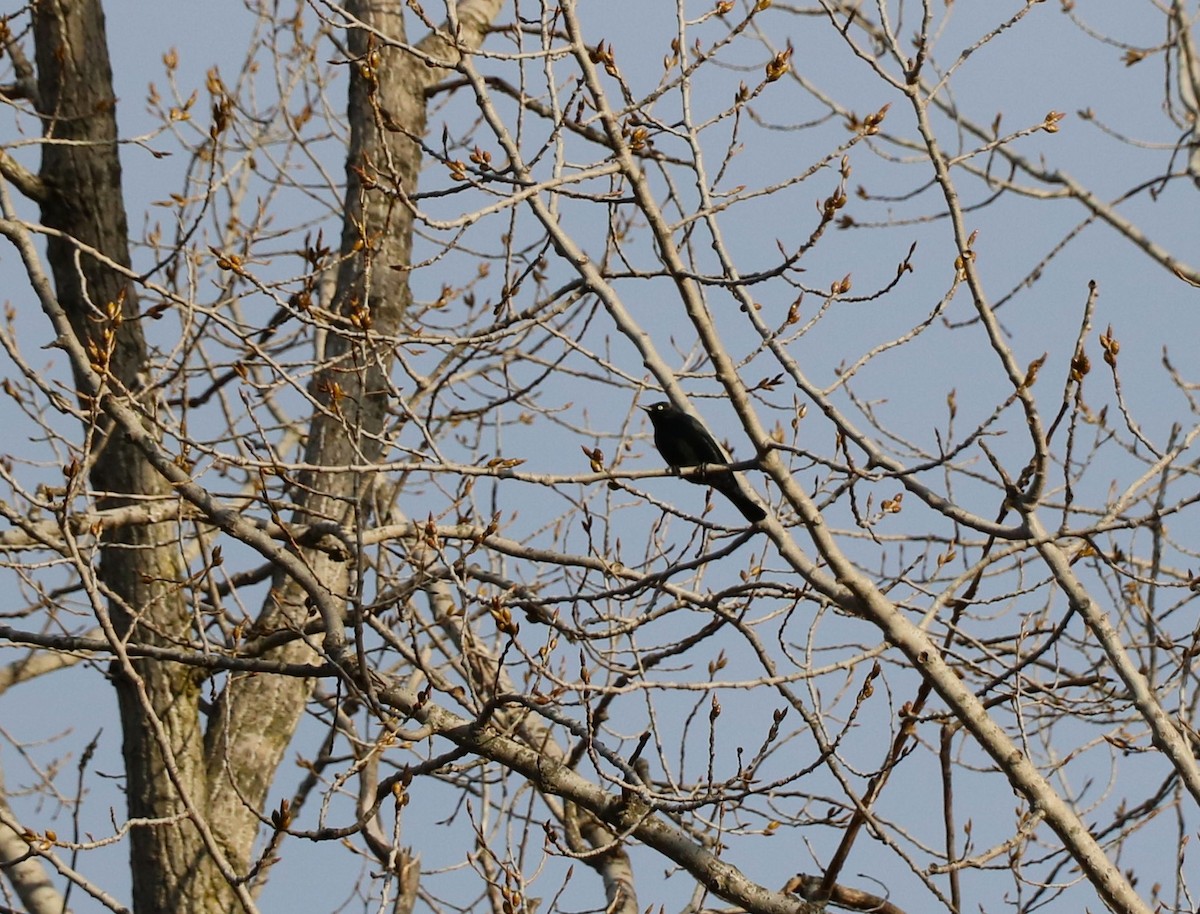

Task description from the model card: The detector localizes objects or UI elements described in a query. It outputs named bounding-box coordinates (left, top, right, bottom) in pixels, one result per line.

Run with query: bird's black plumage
left=641, top=402, right=766, bottom=522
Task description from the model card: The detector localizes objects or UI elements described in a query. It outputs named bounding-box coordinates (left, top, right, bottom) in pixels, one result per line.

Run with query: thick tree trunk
left=32, top=1, right=221, bottom=911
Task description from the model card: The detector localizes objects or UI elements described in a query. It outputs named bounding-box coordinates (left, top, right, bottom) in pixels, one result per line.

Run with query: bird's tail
left=709, top=473, right=767, bottom=522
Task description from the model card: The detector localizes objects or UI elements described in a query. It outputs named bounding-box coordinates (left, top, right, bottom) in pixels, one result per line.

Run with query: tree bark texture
left=32, top=1, right=220, bottom=910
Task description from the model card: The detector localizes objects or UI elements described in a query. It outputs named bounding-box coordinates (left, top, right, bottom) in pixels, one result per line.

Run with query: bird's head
left=641, top=402, right=672, bottom=417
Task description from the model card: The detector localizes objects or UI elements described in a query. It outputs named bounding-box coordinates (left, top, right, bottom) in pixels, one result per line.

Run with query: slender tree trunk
left=201, top=0, right=428, bottom=886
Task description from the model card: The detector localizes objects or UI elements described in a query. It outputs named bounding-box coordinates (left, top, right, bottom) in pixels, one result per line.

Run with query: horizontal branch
left=0, top=624, right=334, bottom=678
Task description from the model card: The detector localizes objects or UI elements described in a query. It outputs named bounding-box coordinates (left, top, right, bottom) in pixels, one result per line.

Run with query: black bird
left=641, top=401, right=766, bottom=522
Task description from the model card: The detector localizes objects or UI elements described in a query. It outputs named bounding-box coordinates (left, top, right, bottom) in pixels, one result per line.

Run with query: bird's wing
left=681, top=414, right=729, bottom=463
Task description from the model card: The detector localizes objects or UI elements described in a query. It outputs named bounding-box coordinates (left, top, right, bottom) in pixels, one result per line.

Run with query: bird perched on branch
left=641, top=401, right=766, bottom=523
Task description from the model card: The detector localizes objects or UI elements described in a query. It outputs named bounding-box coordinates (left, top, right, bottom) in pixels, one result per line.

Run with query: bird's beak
left=638, top=405, right=651, bottom=413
